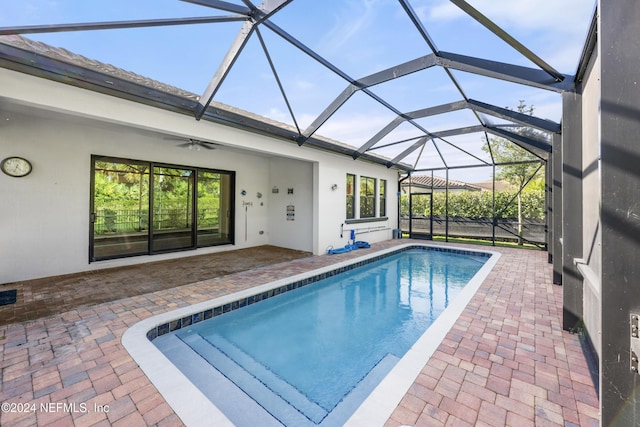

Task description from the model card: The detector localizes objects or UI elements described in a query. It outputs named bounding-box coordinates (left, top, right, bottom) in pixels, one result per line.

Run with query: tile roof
left=0, top=35, right=406, bottom=170
left=0, top=34, right=198, bottom=100
left=402, top=175, right=483, bottom=191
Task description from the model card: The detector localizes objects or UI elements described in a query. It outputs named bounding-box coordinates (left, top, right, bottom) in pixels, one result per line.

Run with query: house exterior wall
left=0, top=68, right=398, bottom=283
left=315, top=156, right=397, bottom=253
left=267, top=157, right=314, bottom=252
left=580, top=48, right=602, bottom=358
left=0, top=109, right=272, bottom=283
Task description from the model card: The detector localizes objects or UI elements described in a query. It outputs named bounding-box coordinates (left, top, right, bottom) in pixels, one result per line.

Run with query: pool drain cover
left=0, top=290, right=17, bottom=306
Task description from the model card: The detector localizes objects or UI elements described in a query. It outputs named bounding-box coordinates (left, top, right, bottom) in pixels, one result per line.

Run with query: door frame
left=409, top=192, right=433, bottom=240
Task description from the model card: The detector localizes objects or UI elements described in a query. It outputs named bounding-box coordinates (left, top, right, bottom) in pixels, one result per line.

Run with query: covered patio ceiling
left=0, top=0, right=594, bottom=177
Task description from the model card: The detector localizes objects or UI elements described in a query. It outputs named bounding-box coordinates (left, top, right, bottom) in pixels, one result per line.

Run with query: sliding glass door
left=91, top=159, right=150, bottom=260
left=152, top=166, right=195, bottom=252
left=197, top=170, right=232, bottom=246
left=90, top=156, right=234, bottom=262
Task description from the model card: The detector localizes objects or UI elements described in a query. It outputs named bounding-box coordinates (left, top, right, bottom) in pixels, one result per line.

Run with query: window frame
left=344, top=173, right=389, bottom=224
left=346, top=173, right=356, bottom=220
left=379, top=179, right=387, bottom=217
left=90, top=155, right=235, bottom=262
left=359, top=175, right=376, bottom=219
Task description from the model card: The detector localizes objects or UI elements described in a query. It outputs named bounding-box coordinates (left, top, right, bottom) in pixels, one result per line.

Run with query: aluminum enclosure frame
left=10, top=1, right=640, bottom=424
left=0, top=0, right=573, bottom=176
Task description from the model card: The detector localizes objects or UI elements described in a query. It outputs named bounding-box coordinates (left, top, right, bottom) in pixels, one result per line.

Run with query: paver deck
left=0, top=241, right=599, bottom=426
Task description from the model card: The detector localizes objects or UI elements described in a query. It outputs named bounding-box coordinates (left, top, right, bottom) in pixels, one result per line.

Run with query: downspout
left=398, top=172, right=411, bottom=234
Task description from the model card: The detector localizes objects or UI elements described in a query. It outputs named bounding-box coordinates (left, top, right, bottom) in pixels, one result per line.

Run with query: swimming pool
left=123, top=244, right=499, bottom=426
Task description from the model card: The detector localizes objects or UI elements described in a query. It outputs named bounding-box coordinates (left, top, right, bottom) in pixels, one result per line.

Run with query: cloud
left=421, top=0, right=595, bottom=70
left=294, top=79, right=315, bottom=91
left=312, top=112, right=393, bottom=146
left=524, top=92, right=563, bottom=122
left=543, top=40, right=588, bottom=73
left=264, top=107, right=291, bottom=123
left=316, top=0, right=381, bottom=54
left=424, top=0, right=594, bottom=36
left=2, top=1, right=61, bottom=24
left=423, top=2, right=465, bottom=21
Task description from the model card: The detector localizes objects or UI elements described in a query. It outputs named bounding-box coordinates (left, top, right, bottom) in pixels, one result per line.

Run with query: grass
left=418, top=235, right=543, bottom=250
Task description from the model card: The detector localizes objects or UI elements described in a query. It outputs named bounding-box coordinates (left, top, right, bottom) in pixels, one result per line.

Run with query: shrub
left=401, top=189, right=545, bottom=220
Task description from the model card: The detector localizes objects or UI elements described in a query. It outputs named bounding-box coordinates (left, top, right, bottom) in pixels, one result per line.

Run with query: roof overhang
left=0, top=37, right=413, bottom=172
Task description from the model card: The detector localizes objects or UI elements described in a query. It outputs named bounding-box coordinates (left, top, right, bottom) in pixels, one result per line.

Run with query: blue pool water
left=153, top=248, right=487, bottom=426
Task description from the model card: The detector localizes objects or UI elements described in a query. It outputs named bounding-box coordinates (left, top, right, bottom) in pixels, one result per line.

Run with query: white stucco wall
left=267, top=157, right=314, bottom=252
left=315, top=157, right=397, bottom=253
left=0, top=110, right=273, bottom=282
left=0, top=67, right=399, bottom=283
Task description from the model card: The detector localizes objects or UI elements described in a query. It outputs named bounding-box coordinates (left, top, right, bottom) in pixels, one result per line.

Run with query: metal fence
left=400, top=215, right=546, bottom=245
left=94, top=208, right=218, bottom=234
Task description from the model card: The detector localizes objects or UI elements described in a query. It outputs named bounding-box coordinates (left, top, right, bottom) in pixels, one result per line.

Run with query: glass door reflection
left=91, top=159, right=150, bottom=260
left=152, top=166, right=195, bottom=252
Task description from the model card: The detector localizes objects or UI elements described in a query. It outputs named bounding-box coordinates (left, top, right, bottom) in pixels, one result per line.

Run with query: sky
left=0, top=0, right=596, bottom=182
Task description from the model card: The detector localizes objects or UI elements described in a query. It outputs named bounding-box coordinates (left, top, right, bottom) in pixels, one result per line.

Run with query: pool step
left=320, top=352, right=400, bottom=426
left=181, top=332, right=327, bottom=425
left=162, top=331, right=401, bottom=427
left=153, top=333, right=283, bottom=427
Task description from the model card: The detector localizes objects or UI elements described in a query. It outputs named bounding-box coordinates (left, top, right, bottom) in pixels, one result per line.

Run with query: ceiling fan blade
left=164, top=136, right=218, bottom=150
left=163, top=136, right=187, bottom=142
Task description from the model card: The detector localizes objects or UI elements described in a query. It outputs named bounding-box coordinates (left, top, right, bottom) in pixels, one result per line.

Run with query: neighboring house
left=471, top=179, right=515, bottom=192
left=401, top=175, right=483, bottom=193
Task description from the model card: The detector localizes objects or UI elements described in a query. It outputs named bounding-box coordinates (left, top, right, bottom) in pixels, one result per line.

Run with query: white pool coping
left=122, top=243, right=500, bottom=426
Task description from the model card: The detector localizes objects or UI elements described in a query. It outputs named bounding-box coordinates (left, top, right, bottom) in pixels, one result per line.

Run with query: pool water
left=153, top=249, right=486, bottom=426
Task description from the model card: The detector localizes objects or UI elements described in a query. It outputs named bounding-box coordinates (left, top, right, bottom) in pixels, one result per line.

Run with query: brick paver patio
left=0, top=241, right=599, bottom=426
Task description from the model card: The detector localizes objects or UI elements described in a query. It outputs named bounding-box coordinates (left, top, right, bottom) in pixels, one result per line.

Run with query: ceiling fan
left=165, top=137, right=219, bottom=151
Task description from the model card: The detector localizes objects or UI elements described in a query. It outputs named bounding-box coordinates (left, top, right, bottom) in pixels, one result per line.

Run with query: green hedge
left=401, top=189, right=545, bottom=220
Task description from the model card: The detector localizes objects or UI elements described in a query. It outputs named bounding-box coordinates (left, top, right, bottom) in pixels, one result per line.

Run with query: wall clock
left=1, top=156, right=32, bottom=177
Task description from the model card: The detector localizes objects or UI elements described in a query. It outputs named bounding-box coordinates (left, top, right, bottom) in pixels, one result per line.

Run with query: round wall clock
left=1, top=156, right=32, bottom=177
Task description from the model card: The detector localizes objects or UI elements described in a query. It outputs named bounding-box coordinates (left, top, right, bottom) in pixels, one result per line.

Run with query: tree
left=482, top=101, right=546, bottom=244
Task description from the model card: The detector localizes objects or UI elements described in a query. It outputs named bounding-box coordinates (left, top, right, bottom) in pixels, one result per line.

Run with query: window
left=346, top=174, right=356, bottom=219
left=90, top=156, right=234, bottom=261
left=345, top=173, right=388, bottom=221
left=360, top=176, right=376, bottom=218
left=379, top=179, right=386, bottom=217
